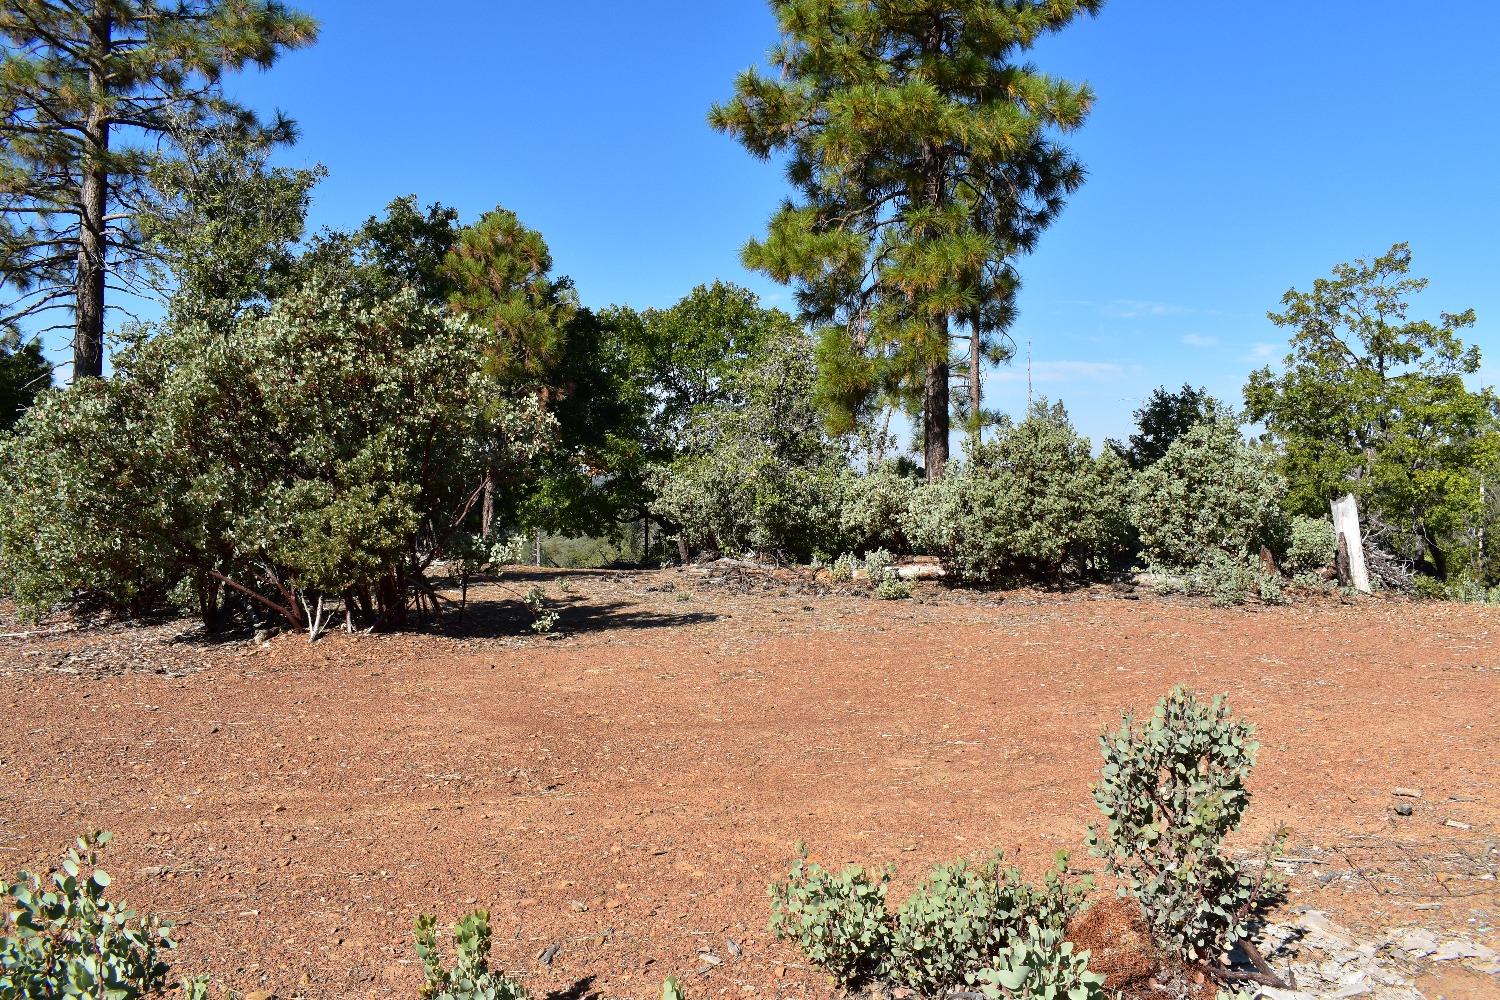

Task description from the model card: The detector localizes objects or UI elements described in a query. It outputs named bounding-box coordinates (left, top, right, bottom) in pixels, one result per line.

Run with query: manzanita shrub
left=770, top=846, right=1092, bottom=998
left=0, top=832, right=183, bottom=1000
left=413, top=911, right=529, bottom=1000
left=974, top=924, right=1106, bottom=1000
left=889, top=852, right=1088, bottom=999
left=1088, top=687, right=1284, bottom=966
left=768, top=848, right=892, bottom=991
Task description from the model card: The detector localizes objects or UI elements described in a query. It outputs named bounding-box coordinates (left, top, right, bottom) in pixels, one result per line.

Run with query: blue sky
left=66, top=1, right=1500, bottom=446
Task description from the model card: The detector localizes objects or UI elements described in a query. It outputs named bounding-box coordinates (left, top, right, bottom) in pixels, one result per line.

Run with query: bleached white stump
left=1331, top=493, right=1372, bottom=594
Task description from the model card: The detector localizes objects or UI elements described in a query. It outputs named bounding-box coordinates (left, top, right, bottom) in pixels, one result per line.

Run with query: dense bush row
left=3, top=147, right=1496, bottom=629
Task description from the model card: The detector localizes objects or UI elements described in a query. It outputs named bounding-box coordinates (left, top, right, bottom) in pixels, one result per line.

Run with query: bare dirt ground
left=2, top=569, right=1497, bottom=999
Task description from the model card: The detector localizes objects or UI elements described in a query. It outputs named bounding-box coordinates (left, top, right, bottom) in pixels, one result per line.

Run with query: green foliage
left=0, top=832, right=177, bottom=999
left=413, top=911, right=528, bottom=1000
left=140, top=121, right=324, bottom=330
left=0, top=337, right=48, bottom=431
left=0, top=278, right=552, bottom=633
left=711, top=0, right=1102, bottom=474
left=975, top=925, right=1105, bottom=1000
left=1284, top=516, right=1335, bottom=576
left=1088, top=688, right=1283, bottom=965
left=443, top=206, right=578, bottom=385
left=1131, top=417, right=1286, bottom=571
left=863, top=548, right=894, bottom=581
left=0, top=1, right=318, bottom=376
left=768, top=848, right=891, bottom=991
left=661, top=976, right=686, bottom=1000
left=889, top=853, right=1087, bottom=999
left=1109, top=384, right=1225, bottom=471
left=841, top=463, right=920, bottom=553
left=771, top=846, right=1089, bottom=997
left=904, top=401, right=1131, bottom=583
left=874, top=575, right=913, bottom=600
left=829, top=553, right=858, bottom=583
left=1245, top=243, right=1500, bottom=581
left=649, top=331, right=847, bottom=561
left=523, top=586, right=559, bottom=634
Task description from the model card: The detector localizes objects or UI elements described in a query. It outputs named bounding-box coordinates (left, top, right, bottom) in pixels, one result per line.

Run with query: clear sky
left=65, top=1, right=1500, bottom=446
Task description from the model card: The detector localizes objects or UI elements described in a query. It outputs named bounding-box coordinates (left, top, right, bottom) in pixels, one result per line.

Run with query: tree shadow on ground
left=429, top=592, right=720, bottom=639
left=545, top=976, right=600, bottom=1000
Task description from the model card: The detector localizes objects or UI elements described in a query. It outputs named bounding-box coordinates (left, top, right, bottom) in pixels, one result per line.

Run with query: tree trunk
left=74, top=4, right=112, bottom=380
left=480, top=471, right=494, bottom=537
left=1331, top=493, right=1371, bottom=594
left=923, top=334, right=950, bottom=482
left=967, top=318, right=982, bottom=443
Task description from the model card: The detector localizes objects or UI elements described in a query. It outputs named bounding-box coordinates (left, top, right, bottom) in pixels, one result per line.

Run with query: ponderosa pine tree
left=442, top=206, right=578, bottom=388
left=711, top=0, right=1102, bottom=479
left=0, top=1, right=317, bottom=378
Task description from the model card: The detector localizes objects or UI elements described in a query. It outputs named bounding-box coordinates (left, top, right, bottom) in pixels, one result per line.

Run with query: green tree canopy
left=0, top=332, right=48, bottom=429
left=711, top=0, right=1102, bottom=479
left=1109, top=384, right=1225, bottom=471
left=442, top=205, right=578, bottom=386
left=1244, top=243, right=1500, bottom=579
left=0, top=0, right=317, bottom=377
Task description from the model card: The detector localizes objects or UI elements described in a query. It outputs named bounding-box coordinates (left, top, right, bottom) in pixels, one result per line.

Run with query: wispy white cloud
left=1242, top=341, right=1280, bottom=363
left=991, top=360, right=1129, bottom=384
left=1181, top=333, right=1220, bottom=348
left=1104, top=299, right=1195, bottom=320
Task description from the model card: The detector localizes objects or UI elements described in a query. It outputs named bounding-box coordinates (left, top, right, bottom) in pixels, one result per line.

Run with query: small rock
left=1393, top=803, right=1413, bottom=817
left=1255, top=989, right=1318, bottom=1000
left=696, top=952, right=722, bottom=966
left=1390, top=927, right=1439, bottom=957
left=1434, top=939, right=1497, bottom=962
left=1442, top=819, right=1471, bottom=830
left=537, top=941, right=560, bottom=966
left=1391, top=787, right=1422, bottom=799
left=245, top=992, right=276, bottom=1000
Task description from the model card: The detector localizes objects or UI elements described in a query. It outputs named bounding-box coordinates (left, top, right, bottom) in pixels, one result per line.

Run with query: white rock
left=1389, top=927, right=1439, bottom=957
left=1433, top=938, right=1498, bottom=962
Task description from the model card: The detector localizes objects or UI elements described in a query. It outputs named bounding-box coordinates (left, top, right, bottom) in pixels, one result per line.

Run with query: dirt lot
left=3, top=569, right=1498, bottom=999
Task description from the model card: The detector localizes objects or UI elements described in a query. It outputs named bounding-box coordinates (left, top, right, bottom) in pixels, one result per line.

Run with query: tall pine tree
left=0, top=1, right=316, bottom=379
left=711, top=0, right=1101, bottom=478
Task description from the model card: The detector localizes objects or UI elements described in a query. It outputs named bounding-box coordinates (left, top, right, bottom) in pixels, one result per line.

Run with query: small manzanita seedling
left=1087, top=686, right=1286, bottom=968
left=0, top=831, right=184, bottom=1000
left=413, top=910, right=529, bottom=1000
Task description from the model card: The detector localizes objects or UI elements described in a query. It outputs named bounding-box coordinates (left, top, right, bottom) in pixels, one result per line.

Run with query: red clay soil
left=2, top=569, right=1497, bottom=999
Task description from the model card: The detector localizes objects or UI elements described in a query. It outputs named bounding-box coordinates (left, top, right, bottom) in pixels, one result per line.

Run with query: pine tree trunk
left=74, top=4, right=112, bottom=381
left=967, top=319, right=982, bottom=443
left=923, top=331, right=950, bottom=481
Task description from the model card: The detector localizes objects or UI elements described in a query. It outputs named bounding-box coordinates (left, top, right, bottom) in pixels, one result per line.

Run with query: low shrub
left=904, top=401, right=1132, bottom=584
left=840, top=464, right=919, bottom=553
left=889, top=852, right=1087, bottom=998
left=1284, top=515, right=1335, bottom=576
left=413, top=911, right=528, bottom=1000
left=1088, top=687, right=1284, bottom=966
left=863, top=548, right=895, bottom=581
left=771, top=846, right=1089, bottom=997
left=874, top=575, right=912, bottom=600
left=974, top=924, right=1106, bottom=1000
left=768, top=848, right=891, bottom=990
left=828, top=553, right=858, bottom=582
left=522, top=586, right=559, bottom=634
left=0, top=831, right=182, bottom=999
left=1131, top=417, right=1285, bottom=572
